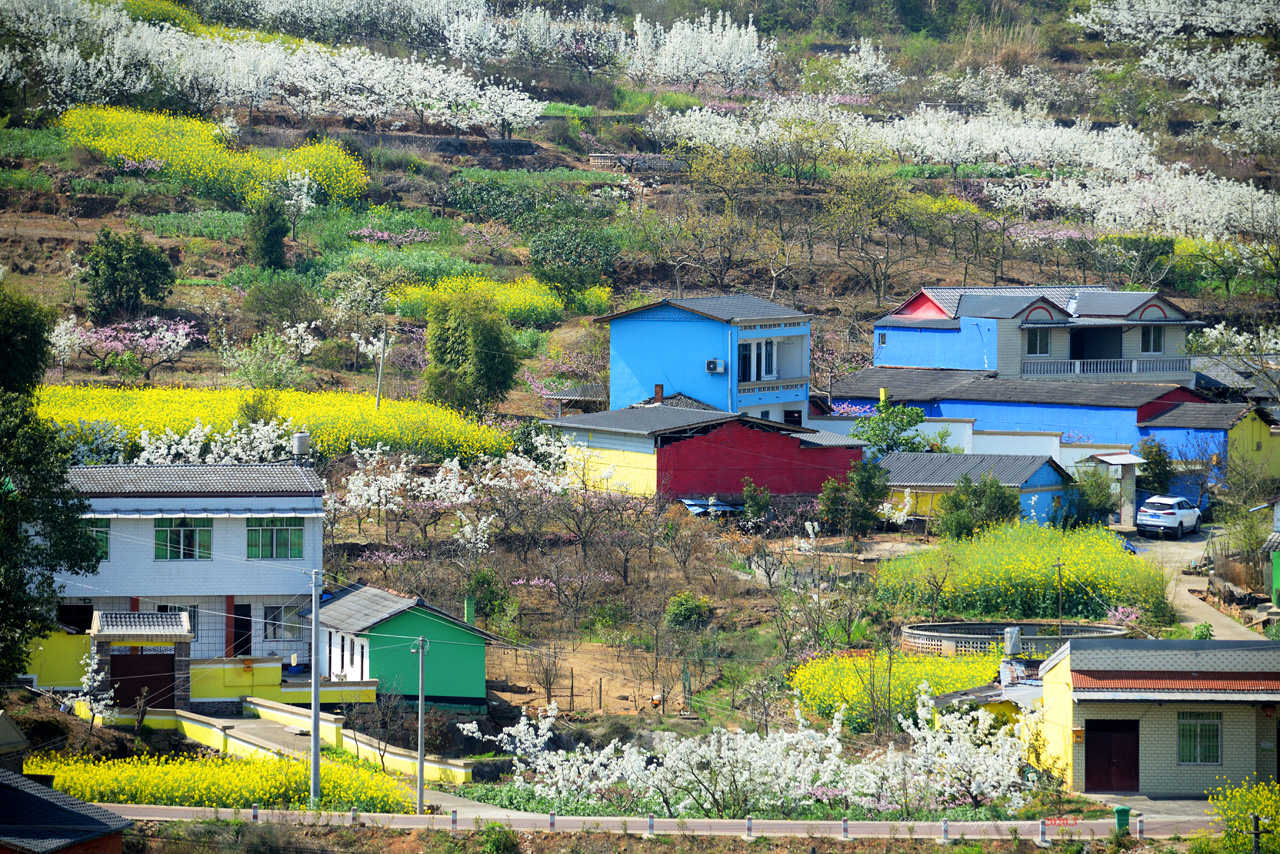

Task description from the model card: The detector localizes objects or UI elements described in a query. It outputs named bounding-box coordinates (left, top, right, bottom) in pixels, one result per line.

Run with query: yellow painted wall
left=1230, top=412, right=1280, bottom=478
left=27, top=632, right=90, bottom=690
left=1038, top=657, right=1077, bottom=788
left=191, top=660, right=375, bottom=705
left=568, top=446, right=657, bottom=495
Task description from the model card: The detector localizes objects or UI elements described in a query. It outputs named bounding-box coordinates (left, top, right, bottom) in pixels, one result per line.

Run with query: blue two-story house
left=874, top=285, right=1199, bottom=383
left=596, top=296, right=812, bottom=425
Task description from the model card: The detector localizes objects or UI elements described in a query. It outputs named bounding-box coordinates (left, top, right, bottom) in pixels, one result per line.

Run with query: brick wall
left=1071, top=700, right=1259, bottom=795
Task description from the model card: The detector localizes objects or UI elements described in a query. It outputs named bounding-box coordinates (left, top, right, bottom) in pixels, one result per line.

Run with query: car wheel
left=1175, top=522, right=1184, bottom=540
left=1192, top=517, right=1200, bottom=534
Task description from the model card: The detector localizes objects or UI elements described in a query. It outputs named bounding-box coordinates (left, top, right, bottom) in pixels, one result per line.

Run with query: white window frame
left=1026, top=328, right=1050, bottom=356
left=1142, top=325, right=1165, bottom=354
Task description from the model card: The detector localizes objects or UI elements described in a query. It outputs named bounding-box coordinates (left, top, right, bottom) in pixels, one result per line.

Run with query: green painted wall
left=364, top=609, right=487, bottom=702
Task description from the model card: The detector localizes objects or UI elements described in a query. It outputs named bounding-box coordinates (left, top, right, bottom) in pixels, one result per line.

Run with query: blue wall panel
left=1020, top=490, right=1064, bottom=522
left=874, top=319, right=999, bottom=369
left=608, top=309, right=732, bottom=411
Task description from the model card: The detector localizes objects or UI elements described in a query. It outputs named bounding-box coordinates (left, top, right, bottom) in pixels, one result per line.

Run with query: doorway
left=1070, top=328, right=1123, bottom=361
left=110, top=652, right=176, bottom=709
left=232, top=604, right=253, bottom=656
left=1085, top=719, right=1140, bottom=792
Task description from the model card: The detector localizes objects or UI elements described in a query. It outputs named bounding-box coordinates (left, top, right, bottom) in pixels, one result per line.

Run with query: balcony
left=1020, top=357, right=1191, bottom=377
left=737, top=378, right=808, bottom=395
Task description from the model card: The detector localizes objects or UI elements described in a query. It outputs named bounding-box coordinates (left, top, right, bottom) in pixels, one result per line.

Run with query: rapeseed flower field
left=40, top=387, right=511, bottom=461
left=24, top=753, right=411, bottom=813
left=61, top=107, right=366, bottom=207
left=875, top=522, right=1172, bottom=622
left=396, top=275, right=567, bottom=326
left=1211, top=778, right=1280, bottom=854
left=790, top=648, right=1004, bottom=730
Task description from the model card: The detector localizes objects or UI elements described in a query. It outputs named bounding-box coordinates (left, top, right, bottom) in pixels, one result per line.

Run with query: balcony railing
left=738, top=378, right=808, bottom=394
left=1021, top=357, right=1191, bottom=377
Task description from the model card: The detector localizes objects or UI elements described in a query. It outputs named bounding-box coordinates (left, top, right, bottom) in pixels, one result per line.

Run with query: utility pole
left=374, top=326, right=388, bottom=409
left=1056, top=558, right=1064, bottom=638
left=410, top=636, right=428, bottom=815
left=309, top=567, right=321, bottom=807
left=1246, top=812, right=1272, bottom=854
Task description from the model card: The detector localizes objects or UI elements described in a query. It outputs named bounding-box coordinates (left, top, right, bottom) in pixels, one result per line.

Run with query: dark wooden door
left=1085, top=719, right=1140, bottom=792
left=110, top=653, right=176, bottom=709
left=233, top=604, right=253, bottom=656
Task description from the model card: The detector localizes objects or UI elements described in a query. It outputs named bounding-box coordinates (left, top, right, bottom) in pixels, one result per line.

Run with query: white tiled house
left=57, top=464, right=323, bottom=666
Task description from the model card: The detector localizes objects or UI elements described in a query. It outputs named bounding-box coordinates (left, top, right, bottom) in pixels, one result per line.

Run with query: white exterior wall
left=319, top=625, right=370, bottom=682
left=972, top=430, right=1062, bottom=457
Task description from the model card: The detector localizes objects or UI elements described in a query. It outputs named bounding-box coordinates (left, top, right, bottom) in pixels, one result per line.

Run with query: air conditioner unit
left=706, top=358, right=726, bottom=374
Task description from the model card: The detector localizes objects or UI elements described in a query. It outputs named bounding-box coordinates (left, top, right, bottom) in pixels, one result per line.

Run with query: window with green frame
left=247, top=517, right=304, bottom=559
left=86, top=518, right=110, bottom=560
left=1178, top=711, right=1222, bottom=764
left=154, top=518, right=212, bottom=560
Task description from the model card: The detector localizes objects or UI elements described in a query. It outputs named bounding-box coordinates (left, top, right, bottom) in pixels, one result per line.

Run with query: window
left=1178, top=711, right=1221, bottom=764
left=763, top=339, right=775, bottom=378
left=85, top=518, right=110, bottom=560
left=784, top=410, right=802, bottom=427
left=154, top=518, right=212, bottom=560
left=737, top=342, right=752, bottom=382
left=878, top=332, right=887, bottom=346
left=264, top=605, right=301, bottom=641
left=1142, top=326, right=1164, bottom=354
left=759, top=410, right=771, bottom=421
left=247, top=518, right=304, bottom=559
left=1026, top=329, right=1050, bottom=356
left=157, top=604, right=198, bottom=641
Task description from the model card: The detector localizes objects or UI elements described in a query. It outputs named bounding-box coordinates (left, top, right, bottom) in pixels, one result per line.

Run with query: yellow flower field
left=875, top=522, right=1173, bottom=622
left=61, top=107, right=366, bottom=207
left=24, top=753, right=411, bottom=813
left=396, top=274, right=566, bottom=327
left=790, top=648, right=1004, bottom=730
left=40, top=387, right=512, bottom=461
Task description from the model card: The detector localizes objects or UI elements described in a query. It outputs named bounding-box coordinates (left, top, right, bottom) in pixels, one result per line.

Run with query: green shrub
left=121, top=0, right=201, bottom=31
left=665, top=591, right=713, bottom=630
left=81, top=227, right=174, bottom=322
left=247, top=198, right=289, bottom=270
left=529, top=223, right=619, bottom=301
left=613, top=87, right=655, bottom=112
left=69, top=177, right=187, bottom=197
left=242, top=274, right=322, bottom=327
left=543, top=102, right=596, bottom=118
left=0, top=127, right=68, bottom=160
left=479, top=823, right=519, bottom=854
left=129, top=210, right=248, bottom=241
left=311, top=338, right=357, bottom=372
left=570, top=285, right=612, bottom=316
left=351, top=246, right=484, bottom=285
left=657, top=92, right=702, bottom=111
left=0, top=169, right=52, bottom=191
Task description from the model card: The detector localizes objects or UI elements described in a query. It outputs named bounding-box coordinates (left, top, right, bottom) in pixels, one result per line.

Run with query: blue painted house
left=875, top=286, right=1199, bottom=384
left=596, top=296, right=812, bottom=425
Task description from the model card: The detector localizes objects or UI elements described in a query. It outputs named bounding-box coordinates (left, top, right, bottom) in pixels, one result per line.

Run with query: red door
left=110, top=653, right=176, bottom=710
left=1084, top=719, right=1140, bottom=792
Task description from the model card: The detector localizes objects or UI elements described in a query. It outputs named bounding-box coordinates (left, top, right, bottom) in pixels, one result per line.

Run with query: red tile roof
left=1073, top=670, right=1280, bottom=692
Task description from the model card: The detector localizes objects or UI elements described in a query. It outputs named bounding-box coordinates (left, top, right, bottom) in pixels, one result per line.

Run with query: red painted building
left=657, top=420, right=863, bottom=497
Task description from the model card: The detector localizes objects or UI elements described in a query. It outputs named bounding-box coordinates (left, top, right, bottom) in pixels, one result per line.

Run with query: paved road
left=1123, top=528, right=1261, bottom=640
left=101, top=803, right=1217, bottom=839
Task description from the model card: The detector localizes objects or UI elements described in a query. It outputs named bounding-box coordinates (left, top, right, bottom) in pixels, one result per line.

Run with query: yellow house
left=1037, top=639, right=1280, bottom=795
left=1139, top=403, right=1280, bottom=479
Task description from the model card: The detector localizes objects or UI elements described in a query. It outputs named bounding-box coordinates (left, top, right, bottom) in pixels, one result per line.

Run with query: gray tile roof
left=955, top=293, right=1040, bottom=318
left=631, top=392, right=724, bottom=411
left=874, top=317, right=962, bottom=329
left=546, top=383, right=607, bottom=402
left=545, top=406, right=736, bottom=437
left=829, top=367, right=995, bottom=401
left=1263, top=532, right=1280, bottom=555
left=317, top=583, right=492, bottom=639
left=946, top=378, right=1188, bottom=408
left=0, top=768, right=132, bottom=854
left=668, top=296, right=809, bottom=322
left=1072, top=291, right=1159, bottom=317
left=68, top=465, right=323, bottom=497
left=1020, top=316, right=1200, bottom=328
left=919, top=286, right=1109, bottom=317
left=90, top=611, right=192, bottom=641
left=1138, top=402, right=1256, bottom=429
left=1040, top=638, right=1280, bottom=678
left=878, top=452, right=1064, bottom=488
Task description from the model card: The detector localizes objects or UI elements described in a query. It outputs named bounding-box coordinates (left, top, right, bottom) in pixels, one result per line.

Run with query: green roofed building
left=314, top=583, right=498, bottom=713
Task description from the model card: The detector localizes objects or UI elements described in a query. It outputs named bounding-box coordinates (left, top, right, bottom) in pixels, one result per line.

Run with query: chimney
left=654, top=384, right=664, bottom=403
left=464, top=596, right=476, bottom=626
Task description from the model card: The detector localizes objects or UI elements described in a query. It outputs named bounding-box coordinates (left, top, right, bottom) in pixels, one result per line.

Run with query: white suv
left=1137, top=495, right=1202, bottom=539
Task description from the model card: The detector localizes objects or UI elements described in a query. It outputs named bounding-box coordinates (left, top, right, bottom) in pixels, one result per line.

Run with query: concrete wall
left=25, top=631, right=91, bottom=689
left=562, top=445, right=658, bottom=495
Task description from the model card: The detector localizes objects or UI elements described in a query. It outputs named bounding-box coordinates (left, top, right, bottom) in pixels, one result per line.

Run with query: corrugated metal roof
left=1264, top=532, right=1280, bottom=554
left=832, top=368, right=1190, bottom=409
left=798, top=430, right=867, bottom=448
left=546, top=383, right=607, bottom=402
left=874, top=317, right=962, bottom=329
left=68, top=465, right=323, bottom=497
left=545, top=406, right=735, bottom=437
left=1138, top=402, right=1254, bottom=429
left=878, top=452, right=1062, bottom=488
left=316, top=583, right=496, bottom=640
left=0, top=768, right=132, bottom=854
